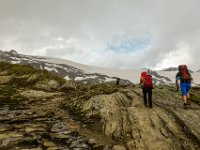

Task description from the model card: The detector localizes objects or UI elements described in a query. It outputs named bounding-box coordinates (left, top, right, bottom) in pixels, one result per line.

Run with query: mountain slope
left=0, top=50, right=131, bottom=84
left=1, top=50, right=200, bottom=86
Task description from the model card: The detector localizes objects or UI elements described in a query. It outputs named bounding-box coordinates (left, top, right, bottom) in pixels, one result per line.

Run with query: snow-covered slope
left=0, top=50, right=199, bottom=86
left=0, top=50, right=131, bottom=84
left=45, top=57, right=200, bottom=85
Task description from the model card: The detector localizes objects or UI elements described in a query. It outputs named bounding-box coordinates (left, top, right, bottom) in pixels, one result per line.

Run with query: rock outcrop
left=64, top=85, right=200, bottom=149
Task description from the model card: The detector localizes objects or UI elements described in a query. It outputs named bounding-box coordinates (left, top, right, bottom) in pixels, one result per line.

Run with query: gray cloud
left=0, top=0, right=200, bottom=70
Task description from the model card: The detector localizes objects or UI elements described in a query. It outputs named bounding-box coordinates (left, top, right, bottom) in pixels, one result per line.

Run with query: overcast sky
left=0, top=0, right=200, bottom=70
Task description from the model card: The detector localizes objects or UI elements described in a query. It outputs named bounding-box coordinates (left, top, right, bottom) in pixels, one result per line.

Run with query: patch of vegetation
left=64, top=83, right=127, bottom=115
left=152, top=85, right=200, bottom=106
left=0, top=85, right=27, bottom=104
left=76, top=83, right=125, bottom=100
left=0, top=85, right=16, bottom=99
left=10, top=64, right=38, bottom=75
left=88, top=83, right=119, bottom=94
left=153, top=85, right=182, bottom=101
left=190, top=86, right=200, bottom=105
left=0, top=62, right=65, bottom=87
left=40, top=70, right=65, bottom=85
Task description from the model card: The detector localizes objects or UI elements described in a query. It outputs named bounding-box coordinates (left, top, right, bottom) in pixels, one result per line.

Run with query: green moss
left=0, top=85, right=16, bottom=95
left=11, top=65, right=37, bottom=75
left=11, top=94, right=28, bottom=102
left=190, top=87, right=200, bottom=104
left=84, top=83, right=116, bottom=97
left=0, top=85, right=27, bottom=104
left=68, top=83, right=121, bottom=105
left=0, top=62, right=65, bottom=87
left=0, top=61, right=15, bottom=71
left=39, top=70, right=65, bottom=85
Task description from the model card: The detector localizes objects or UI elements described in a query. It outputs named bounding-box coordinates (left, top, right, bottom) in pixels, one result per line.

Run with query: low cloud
left=0, top=0, right=200, bottom=70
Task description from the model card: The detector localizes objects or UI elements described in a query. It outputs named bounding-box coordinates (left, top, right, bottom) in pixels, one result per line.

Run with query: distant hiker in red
left=140, top=72, right=153, bottom=108
left=176, top=65, right=193, bottom=109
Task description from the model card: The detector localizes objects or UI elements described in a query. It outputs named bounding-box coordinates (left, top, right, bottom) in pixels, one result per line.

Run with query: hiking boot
left=184, top=103, right=187, bottom=109
left=187, top=99, right=191, bottom=105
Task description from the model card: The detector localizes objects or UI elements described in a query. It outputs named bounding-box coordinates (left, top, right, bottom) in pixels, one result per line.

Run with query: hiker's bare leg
left=183, top=96, right=187, bottom=103
left=186, top=93, right=190, bottom=101
left=186, top=93, right=191, bottom=104
left=183, top=96, right=187, bottom=109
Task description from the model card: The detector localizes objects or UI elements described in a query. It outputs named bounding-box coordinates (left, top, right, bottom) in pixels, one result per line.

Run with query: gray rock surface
left=64, top=85, right=200, bottom=150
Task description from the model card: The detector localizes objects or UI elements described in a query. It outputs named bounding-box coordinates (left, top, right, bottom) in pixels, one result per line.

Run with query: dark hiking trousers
left=142, top=88, right=152, bottom=108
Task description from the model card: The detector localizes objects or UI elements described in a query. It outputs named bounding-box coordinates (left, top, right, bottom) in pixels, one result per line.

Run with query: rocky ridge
left=63, top=85, right=200, bottom=149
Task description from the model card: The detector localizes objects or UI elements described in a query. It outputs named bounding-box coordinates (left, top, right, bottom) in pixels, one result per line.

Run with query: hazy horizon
left=2, top=49, right=198, bottom=72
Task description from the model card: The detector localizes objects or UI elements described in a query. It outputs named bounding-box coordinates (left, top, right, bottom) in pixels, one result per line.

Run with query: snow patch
left=10, top=57, right=20, bottom=60
left=64, top=76, right=71, bottom=80
left=11, top=61, right=21, bottom=64
left=74, top=75, right=98, bottom=81
left=44, top=66, right=58, bottom=73
left=75, top=77, right=85, bottom=81
left=105, top=77, right=116, bottom=82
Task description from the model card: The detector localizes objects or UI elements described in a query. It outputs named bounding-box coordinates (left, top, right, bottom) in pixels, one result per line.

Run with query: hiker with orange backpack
left=176, top=65, right=193, bottom=109
left=140, top=72, right=154, bottom=108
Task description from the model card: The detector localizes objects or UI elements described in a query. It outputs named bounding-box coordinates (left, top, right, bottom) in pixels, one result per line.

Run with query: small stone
left=47, top=147, right=59, bottom=150
left=28, top=148, right=40, bottom=150
left=1, top=138, right=19, bottom=146
left=25, top=126, right=45, bottom=133
left=82, top=124, right=87, bottom=128
left=42, top=139, right=57, bottom=147
left=26, top=111, right=34, bottom=115
left=70, top=141, right=79, bottom=148
left=103, top=145, right=110, bottom=150
left=93, top=144, right=105, bottom=149
left=112, top=145, right=126, bottom=150
left=73, top=148, right=83, bottom=150
left=50, top=133, right=70, bottom=140
left=88, top=138, right=96, bottom=145
left=66, top=138, right=73, bottom=144
left=160, top=128, right=169, bottom=138
left=29, top=148, right=43, bottom=150
left=51, top=122, right=68, bottom=133
left=77, top=143, right=89, bottom=148
left=126, top=134, right=131, bottom=138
